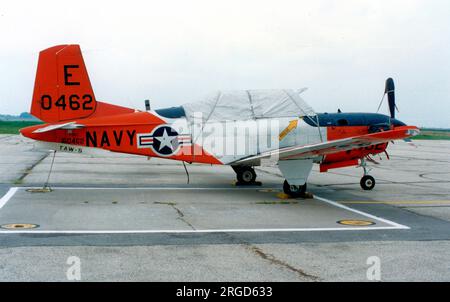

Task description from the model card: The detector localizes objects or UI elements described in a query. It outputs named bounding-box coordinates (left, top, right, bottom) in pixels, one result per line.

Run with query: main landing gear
left=359, top=158, right=376, bottom=190
left=232, top=166, right=259, bottom=185
left=282, top=180, right=307, bottom=198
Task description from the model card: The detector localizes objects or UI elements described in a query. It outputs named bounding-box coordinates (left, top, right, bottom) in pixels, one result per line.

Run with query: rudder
left=31, top=44, right=97, bottom=123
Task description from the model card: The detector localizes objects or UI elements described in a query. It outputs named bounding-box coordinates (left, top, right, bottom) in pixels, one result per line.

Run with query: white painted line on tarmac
left=0, top=187, right=18, bottom=211
left=21, top=186, right=270, bottom=190
left=314, top=195, right=410, bottom=229
left=0, top=226, right=404, bottom=234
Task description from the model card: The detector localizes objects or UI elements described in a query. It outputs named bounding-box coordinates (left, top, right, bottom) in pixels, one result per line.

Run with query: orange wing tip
left=393, top=126, right=420, bottom=137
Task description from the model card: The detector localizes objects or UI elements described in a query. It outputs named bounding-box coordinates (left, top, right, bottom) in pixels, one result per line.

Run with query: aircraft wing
left=233, top=126, right=420, bottom=164
left=32, top=122, right=85, bottom=133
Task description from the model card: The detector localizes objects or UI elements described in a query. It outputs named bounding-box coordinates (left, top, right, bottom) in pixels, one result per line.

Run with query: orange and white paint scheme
left=20, top=45, right=420, bottom=197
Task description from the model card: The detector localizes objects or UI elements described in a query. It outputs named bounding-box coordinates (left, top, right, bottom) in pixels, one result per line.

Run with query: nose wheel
left=359, top=158, right=376, bottom=190
left=283, top=180, right=307, bottom=198
left=360, top=175, right=375, bottom=190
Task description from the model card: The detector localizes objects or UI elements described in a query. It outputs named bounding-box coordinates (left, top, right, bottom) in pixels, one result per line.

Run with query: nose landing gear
left=360, top=175, right=375, bottom=190
left=359, top=158, right=376, bottom=190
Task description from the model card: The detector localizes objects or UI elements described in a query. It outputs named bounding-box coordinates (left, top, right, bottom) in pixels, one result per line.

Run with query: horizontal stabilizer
left=32, top=122, right=85, bottom=133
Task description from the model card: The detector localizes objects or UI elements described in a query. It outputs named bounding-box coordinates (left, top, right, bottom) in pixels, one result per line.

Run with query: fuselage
left=20, top=108, right=407, bottom=172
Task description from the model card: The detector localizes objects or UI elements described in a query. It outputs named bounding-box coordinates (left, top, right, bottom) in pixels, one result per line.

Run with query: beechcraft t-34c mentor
left=20, top=45, right=420, bottom=197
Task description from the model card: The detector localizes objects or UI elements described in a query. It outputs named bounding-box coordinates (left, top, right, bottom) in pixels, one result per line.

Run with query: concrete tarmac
left=0, top=135, right=449, bottom=281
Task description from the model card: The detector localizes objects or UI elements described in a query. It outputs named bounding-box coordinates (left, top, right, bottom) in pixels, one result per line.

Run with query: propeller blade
left=376, top=92, right=385, bottom=113
left=385, top=78, right=396, bottom=118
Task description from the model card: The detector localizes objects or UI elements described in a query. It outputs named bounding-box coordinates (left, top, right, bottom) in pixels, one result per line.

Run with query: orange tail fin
left=31, top=44, right=98, bottom=123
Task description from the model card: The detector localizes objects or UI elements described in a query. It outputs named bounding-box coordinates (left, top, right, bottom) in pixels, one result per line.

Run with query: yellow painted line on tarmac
left=277, top=192, right=293, bottom=199
left=337, top=220, right=375, bottom=226
left=1, top=223, right=39, bottom=230
left=340, top=200, right=450, bottom=205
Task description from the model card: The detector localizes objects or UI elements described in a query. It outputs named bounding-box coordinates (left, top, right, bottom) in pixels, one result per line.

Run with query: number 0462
left=40, top=94, right=93, bottom=110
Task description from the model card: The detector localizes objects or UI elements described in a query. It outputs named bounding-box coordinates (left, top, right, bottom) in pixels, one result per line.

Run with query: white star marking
left=154, top=129, right=177, bottom=151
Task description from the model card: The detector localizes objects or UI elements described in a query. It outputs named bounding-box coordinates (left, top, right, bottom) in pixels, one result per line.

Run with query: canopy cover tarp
left=182, top=89, right=316, bottom=123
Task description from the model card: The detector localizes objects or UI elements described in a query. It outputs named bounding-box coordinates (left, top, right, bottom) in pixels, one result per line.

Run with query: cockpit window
left=304, top=113, right=390, bottom=127
left=337, top=119, right=349, bottom=126
left=155, top=106, right=186, bottom=119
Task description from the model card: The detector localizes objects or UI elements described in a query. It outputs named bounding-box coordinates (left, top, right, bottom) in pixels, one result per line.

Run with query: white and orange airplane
left=20, top=45, right=420, bottom=197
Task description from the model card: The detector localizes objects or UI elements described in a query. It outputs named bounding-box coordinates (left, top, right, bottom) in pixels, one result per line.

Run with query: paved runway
left=0, top=135, right=449, bottom=281
left=0, top=187, right=405, bottom=233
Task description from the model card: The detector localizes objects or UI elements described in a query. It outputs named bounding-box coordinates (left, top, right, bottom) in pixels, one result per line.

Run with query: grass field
left=411, top=128, right=450, bottom=140
left=0, top=121, right=43, bottom=134
left=0, top=121, right=449, bottom=140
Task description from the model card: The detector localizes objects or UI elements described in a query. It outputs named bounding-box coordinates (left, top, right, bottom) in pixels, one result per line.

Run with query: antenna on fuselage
left=145, top=99, right=151, bottom=111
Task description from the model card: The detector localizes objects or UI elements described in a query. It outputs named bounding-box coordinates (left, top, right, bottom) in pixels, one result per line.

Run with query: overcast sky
left=0, top=0, right=449, bottom=127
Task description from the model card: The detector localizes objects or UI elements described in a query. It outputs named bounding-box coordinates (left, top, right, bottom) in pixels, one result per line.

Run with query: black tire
left=236, top=167, right=257, bottom=184
left=360, top=175, right=376, bottom=190
left=283, top=180, right=307, bottom=197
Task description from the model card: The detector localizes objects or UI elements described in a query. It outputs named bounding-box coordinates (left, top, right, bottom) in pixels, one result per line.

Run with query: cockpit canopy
left=159, top=89, right=316, bottom=123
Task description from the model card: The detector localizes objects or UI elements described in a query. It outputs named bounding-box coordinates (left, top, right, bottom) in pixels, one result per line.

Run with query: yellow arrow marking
left=279, top=120, right=298, bottom=141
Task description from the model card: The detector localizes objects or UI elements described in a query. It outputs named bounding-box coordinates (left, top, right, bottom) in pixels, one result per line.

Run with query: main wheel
left=236, top=167, right=257, bottom=184
left=360, top=175, right=375, bottom=190
left=283, top=180, right=307, bottom=198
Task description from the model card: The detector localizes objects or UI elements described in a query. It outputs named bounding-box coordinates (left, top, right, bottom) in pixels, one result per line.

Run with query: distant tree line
left=0, top=112, right=40, bottom=121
